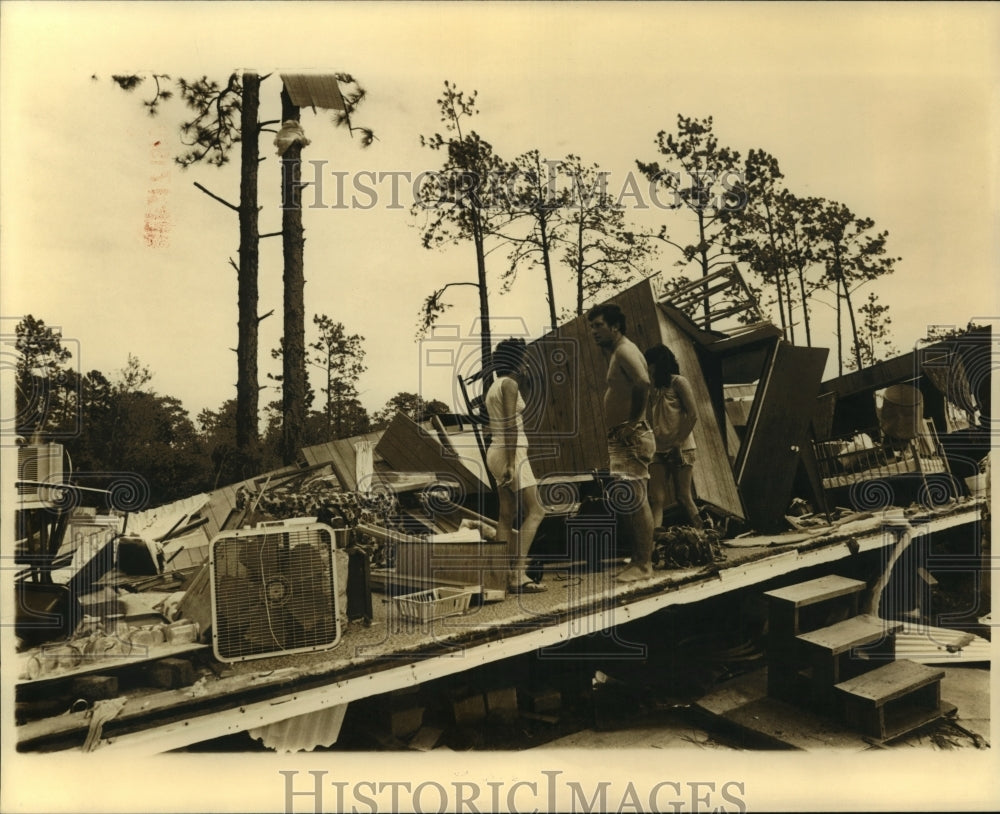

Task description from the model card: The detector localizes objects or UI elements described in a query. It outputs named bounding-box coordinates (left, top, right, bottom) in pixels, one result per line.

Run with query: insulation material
left=274, top=120, right=310, bottom=156
left=354, top=439, right=374, bottom=492
left=128, top=494, right=211, bottom=542
left=301, top=431, right=383, bottom=491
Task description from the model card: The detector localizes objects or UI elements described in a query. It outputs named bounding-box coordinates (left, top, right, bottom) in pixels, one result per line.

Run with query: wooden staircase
left=764, top=575, right=954, bottom=742
left=764, top=574, right=865, bottom=704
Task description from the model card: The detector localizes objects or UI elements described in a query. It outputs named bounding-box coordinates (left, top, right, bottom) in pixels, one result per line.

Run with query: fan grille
left=210, top=523, right=341, bottom=662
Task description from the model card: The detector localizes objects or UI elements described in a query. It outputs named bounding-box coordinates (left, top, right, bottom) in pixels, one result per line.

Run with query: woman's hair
left=644, top=343, right=680, bottom=387
left=492, top=337, right=528, bottom=376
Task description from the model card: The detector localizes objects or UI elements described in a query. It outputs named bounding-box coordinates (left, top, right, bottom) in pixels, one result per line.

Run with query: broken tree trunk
left=279, top=84, right=307, bottom=466
left=235, top=71, right=262, bottom=469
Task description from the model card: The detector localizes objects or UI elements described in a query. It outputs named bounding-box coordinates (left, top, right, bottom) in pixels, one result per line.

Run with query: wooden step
left=765, top=575, right=865, bottom=644
left=835, top=659, right=949, bottom=740
left=765, top=575, right=866, bottom=612
left=794, top=614, right=903, bottom=708
left=796, top=614, right=902, bottom=657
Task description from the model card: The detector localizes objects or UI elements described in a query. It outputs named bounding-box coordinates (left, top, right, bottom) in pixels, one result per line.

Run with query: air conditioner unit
left=17, top=443, right=64, bottom=507
left=209, top=522, right=342, bottom=662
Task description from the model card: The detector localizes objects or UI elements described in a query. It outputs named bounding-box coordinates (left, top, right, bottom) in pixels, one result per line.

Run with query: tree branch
left=648, top=232, right=688, bottom=255
left=439, top=281, right=481, bottom=294
left=194, top=182, right=239, bottom=211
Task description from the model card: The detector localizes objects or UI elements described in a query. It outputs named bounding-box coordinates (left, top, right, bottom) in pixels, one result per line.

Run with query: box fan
left=209, top=522, right=342, bottom=662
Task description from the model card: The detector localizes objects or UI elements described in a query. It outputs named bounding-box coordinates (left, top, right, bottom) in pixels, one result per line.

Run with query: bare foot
left=616, top=563, right=654, bottom=583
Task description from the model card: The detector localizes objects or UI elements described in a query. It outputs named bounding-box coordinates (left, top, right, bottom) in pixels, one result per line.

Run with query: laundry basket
left=392, top=587, right=473, bottom=623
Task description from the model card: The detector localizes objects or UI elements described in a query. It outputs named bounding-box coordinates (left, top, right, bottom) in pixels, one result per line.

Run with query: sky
left=2, top=3, right=999, bottom=811
left=2, top=1, right=998, bottom=427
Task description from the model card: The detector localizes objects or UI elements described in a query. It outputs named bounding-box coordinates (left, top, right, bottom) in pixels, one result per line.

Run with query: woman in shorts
left=644, top=344, right=702, bottom=531
left=484, top=338, right=547, bottom=593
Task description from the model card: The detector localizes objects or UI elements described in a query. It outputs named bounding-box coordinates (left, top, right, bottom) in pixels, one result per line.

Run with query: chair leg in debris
left=346, top=545, right=374, bottom=625
left=456, top=372, right=498, bottom=494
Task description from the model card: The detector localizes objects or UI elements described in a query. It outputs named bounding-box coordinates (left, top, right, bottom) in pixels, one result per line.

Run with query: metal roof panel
left=281, top=73, right=346, bottom=111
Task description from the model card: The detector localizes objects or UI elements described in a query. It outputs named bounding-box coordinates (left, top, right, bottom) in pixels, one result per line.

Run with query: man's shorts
left=654, top=447, right=697, bottom=469
left=607, top=421, right=655, bottom=480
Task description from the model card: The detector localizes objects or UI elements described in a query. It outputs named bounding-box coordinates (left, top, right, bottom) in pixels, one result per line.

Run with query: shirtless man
left=587, top=303, right=656, bottom=582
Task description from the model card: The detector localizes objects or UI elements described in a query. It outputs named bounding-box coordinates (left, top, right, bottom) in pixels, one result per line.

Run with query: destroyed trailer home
left=13, top=277, right=991, bottom=754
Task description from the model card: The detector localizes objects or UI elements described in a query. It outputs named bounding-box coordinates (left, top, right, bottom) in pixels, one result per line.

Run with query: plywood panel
left=525, top=317, right=594, bottom=477
left=736, top=342, right=829, bottom=532
left=331, top=439, right=360, bottom=491
left=301, top=442, right=349, bottom=489
left=515, top=277, right=744, bottom=522
left=375, top=412, right=487, bottom=496
left=529, top=278, right=667, bottom=479
left=300, top=443, right=327, bottom=467
left=301, top=431, right=385, bottom=492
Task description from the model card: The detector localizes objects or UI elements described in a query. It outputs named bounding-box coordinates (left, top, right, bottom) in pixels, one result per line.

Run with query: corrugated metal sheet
left=894, top=624, right=992, bottom=665
left=128, top=493, right=211, bottom=541
left=248, top=704, right=348, bottom=752
left=280, top=73, right=346, bottom=111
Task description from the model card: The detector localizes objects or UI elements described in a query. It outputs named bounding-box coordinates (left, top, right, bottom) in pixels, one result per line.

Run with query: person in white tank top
left=484, top=338, right=547, bottom=594
left=644, top=343, right=702, bottom=530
